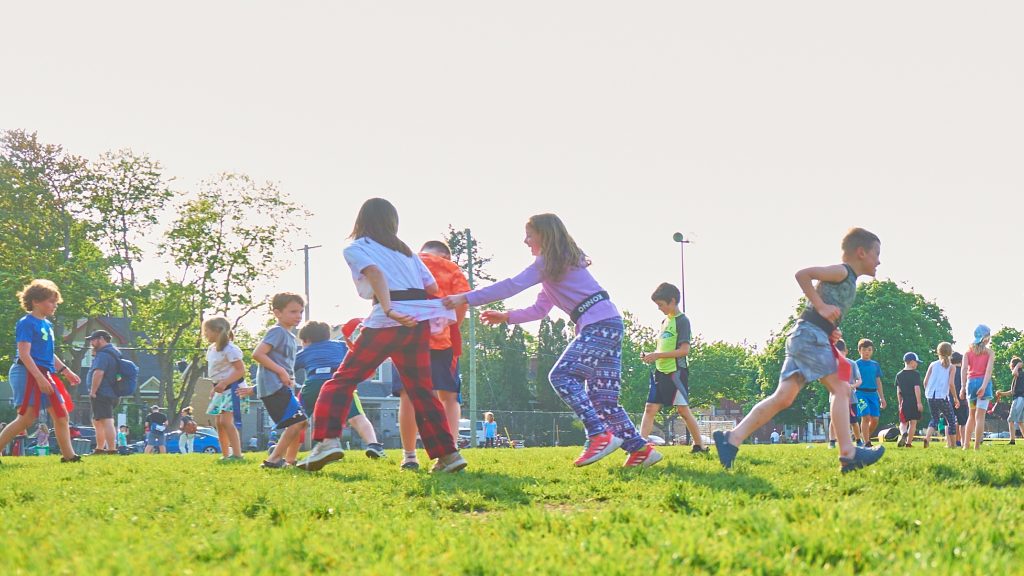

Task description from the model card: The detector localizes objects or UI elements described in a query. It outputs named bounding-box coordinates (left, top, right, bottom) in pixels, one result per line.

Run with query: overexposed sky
left=3, top=2, right=1022, bottom=348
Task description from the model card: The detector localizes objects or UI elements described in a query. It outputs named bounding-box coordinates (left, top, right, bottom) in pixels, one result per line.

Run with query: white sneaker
left=296, top=438, right=344, bottom=472
left=430, top=451, right=468, bottom=473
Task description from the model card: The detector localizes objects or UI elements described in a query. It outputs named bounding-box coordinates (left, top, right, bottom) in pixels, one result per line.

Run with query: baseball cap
left=973, top=324, right=991, bottom=345
left=341, top=318, right=363, bottom=341
left=150, top=405, right=160, bottom=411
left=86, top=329, right=112, bottom=341
left=903, top=352, right=921, bottom=363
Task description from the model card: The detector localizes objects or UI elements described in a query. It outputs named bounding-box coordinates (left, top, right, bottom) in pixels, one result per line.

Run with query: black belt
left=570, top=291, right=609, bottom=323
left=800, top=308, right=838, bottom=334
left=373, top=289, right=429, bottom=305
left=859, top=388, right=877, bottom=393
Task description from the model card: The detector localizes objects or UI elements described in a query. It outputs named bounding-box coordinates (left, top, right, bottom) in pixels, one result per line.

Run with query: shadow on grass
left=656, top=463, right=780, bottom=497
left=930, top=462, right=1024, bottom=488
left=411, top=470, right=537, bottom=510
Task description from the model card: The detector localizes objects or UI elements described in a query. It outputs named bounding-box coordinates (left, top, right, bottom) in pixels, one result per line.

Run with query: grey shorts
left=780, top=322, right=837, bottom=385
left=1008, top=397, right=1024, bottom=423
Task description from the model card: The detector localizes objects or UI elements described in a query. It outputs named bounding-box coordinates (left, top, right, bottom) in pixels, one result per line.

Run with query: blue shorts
left=856, top=390, right=881, bottom=418
left=967, top=377, right=993, bottom=410
left=8, top=363, right=27, bottom=407
left=146, top=432, right=166, bottom=447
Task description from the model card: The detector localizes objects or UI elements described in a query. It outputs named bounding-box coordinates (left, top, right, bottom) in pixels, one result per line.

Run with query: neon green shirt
left=655, top=312, right=691, bottom=373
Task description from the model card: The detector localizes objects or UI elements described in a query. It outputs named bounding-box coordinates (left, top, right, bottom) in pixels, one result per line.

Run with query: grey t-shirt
left=255, top=325, right=296, bottom=398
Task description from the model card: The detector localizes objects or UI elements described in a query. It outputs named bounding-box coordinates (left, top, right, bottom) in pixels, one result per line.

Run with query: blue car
left=131, top=428, right=221, bottom=454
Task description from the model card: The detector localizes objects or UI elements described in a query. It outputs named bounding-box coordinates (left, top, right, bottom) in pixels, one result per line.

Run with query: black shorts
left=899, top=401, right=922, bottom=423
left=392, top=348, right=460, bottom=395
left=91, top=395, right=119, bottom=421
left=261, top=387, right=308, bottom=430
left=647, top=369, right=689, bottom=407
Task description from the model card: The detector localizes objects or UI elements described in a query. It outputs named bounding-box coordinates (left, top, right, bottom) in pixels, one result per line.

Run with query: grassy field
left=0, top=443, right=1021, bottom=575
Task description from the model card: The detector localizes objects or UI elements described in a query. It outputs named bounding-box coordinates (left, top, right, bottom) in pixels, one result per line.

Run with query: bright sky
left=4, top=2, right=1022, bottom=348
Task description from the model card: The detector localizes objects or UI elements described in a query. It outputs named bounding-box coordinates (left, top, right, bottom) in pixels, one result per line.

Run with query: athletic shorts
left=146, top=432, right=166, bottom=447
left=1008, top=397, right=1024, bottom=423
left=967, top=377, right=993, bottom=410
left=261, top=387, right=308, bottom=430
left=430, top=348, right=459, bottom=393
left=856, top=390, right=881, bottom=418
left=779, top=323, right=837, bottom=384
left=647, top=369, right=689, bottom=407
left=300, top=379, right=363, bottom=420
left=899, top=401, right=921, bottom=423
left=91, top=395, right=119, bottom=421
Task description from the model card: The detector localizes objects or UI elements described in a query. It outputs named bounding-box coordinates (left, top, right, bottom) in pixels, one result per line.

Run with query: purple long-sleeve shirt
left=464, top=257, right=619, bottom=332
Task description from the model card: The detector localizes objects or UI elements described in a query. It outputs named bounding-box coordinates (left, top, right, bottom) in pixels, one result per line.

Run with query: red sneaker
left=573, top=431, right=623, bottom=467
left=623, top=443, right=663, bottom=468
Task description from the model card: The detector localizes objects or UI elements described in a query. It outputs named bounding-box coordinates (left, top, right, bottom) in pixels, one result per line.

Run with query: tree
left=688, top=339, right=758, bottom=408
left=533, top=317, right=571, bottom=411
left=444, top=226, right=496, bottom=282
left=620, top=311, right=657, bottom=414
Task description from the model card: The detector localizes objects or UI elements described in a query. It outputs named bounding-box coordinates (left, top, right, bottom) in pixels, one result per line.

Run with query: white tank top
left=924, top=360, right=953, bottom=399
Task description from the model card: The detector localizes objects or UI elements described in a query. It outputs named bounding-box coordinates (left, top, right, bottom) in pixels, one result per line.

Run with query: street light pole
left=672, top=233, right=691, bottom=313
left=296, top=244, right=322, bottom=322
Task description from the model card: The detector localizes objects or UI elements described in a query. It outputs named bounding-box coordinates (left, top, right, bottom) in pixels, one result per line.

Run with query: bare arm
left=947, top=367, right=959, bottom=407
left=643, top=343, right=690, bottom=363
left=213, top=360, right=246, bottom=393
left=90, top=369, right=105, bottom=397
left=794, top=264, right=850, bottom=323
left=981, top=351, right=995, bottom=398
left=253, top=343, right=292, bottom=387
left=363, top=265, right=416, bottom=327
left=877, top=374, right=887, bottom=409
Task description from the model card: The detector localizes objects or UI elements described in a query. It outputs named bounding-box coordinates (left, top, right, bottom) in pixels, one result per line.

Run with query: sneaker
left=923, top=438, right=930, bottom=449
left=713, top=430, right=738, bottom=470
left=261, top=459, right=287, bottom=469
left=624, top=444, right=663, bottom=467
left=1009, top=440, right=1016, bottom=446
left=364, top=443, right=386, bottom=459
left=897, top=433, right=908, bottom=447
left=956, top=440, right=962, bottom=447
left=856, top=439, right=864, bottom=447
left=840, top=446, right=885, bottom=474
left=296, top=438, right=345, bottom=472
left=691, top=444, right=711, bottom=455
left=431, top=451, right=468, bottom=473
left=573, top=431, right=623, bottom=467
left=828, top=440, right=837, bottom=449
left=864, top=441, right=873, bottom=448
left=60, top=455, right=82, bottom=463
left=400, top=460, right=420, bottom=471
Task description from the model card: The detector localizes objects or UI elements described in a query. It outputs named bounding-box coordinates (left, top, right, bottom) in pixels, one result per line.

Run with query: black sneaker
left=690, top=444, right=710, bottom=454
left=364, top=443, right=386, bottom=459
left=261, top=459, right=287, bottom=469
left=61, top=455, right=82, bottom=463
left=828, top=440, right=837, bottom=449
left=400, top=460, right=420, bottom=471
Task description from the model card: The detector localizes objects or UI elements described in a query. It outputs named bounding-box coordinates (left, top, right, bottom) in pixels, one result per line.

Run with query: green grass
left=0, top=444, right=1021, bottom=575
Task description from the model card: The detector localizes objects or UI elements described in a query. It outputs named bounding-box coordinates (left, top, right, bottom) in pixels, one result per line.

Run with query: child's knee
left=644, top=403, right=660, bottom=415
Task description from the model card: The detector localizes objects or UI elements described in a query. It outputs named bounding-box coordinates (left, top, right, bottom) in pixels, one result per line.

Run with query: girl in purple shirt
left=444, top=213, right=661, bottom=468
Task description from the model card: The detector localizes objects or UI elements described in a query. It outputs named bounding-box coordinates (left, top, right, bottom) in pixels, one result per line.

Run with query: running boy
left=638, top=283, right=707, bottom=453
left=895, top=353, right=924, bottom=447
left=249, top=293, right=309, bottom=468
left=855, top=339, right=886, bottom=447
left=713, top=228, right=885, bottom=473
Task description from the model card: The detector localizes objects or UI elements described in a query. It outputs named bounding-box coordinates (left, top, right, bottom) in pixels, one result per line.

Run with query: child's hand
left=480, top=311, right=509, bottom=325
left=917, top=402, right=923, bottom=412
left=880, top=398, right=887, bottom=410
left=641, top=352, right=660, bottom=363
left=953, top=398, right=960, bottom=409
left=388, top=310, right=418, bottom=328
left=37, top=374, right=54, bottom=395
left=65, top=371, right=81, bottom=386
left=830, top=329, right=842, bottom=344
left=238, top=386, right=255, bottom=398
left=442, top=294, right=468, bottom=310
left=815, top=304, right=841, bottom=323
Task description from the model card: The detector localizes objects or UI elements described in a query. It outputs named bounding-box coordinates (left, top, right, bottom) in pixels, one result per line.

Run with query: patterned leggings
left=548, top=317, right=646, bottom=453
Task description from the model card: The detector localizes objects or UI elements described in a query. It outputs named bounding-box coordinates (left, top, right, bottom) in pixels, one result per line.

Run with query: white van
left=458, top=418, right=487, bottom=445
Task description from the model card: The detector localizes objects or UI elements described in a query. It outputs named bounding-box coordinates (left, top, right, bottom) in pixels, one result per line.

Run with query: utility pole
left=672, top=233, right=691, bottom=313
left=296, top=244, right=322, bottom=321
left=466, top=228, right=479, bottom=448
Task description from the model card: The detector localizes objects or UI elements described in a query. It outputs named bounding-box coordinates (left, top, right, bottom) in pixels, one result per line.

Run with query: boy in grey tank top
left=715, top=228, right=886, bottom=474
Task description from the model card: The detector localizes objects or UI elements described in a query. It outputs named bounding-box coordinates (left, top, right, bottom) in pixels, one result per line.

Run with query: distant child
left=638, top=283, right=707, bottom=453
left=203, top=316, right=245, bottom=461
left=961, top=325, right=995, bottom=451
left=250, top=293, right=309, bottom=468
left=298, top=198, right=464, bottom=473
left=444, top=213, right=662, bottom=467
left=951, top=352, right=968, bottom=446
left=828, top=338, right=862, bottom=449
left=895, top=353, right=924, bottom=447
left=484, top=412, right=497, bottom=448
left=34, top=423, right=50, bottom=455
left=855, top=339, right=886, bottom=448
left=922, top=342, right=959, bottom=448
left=179, top=406, right=197, bottom=454
left=0, top=280, right=81, bottom=463
left=295, top=319, right=385, bottom=459
left=714, top=228, right=885, bottom=473
left=994, top=357, right=1024, bottom=445
left=117, top=425, right=130, bottom=454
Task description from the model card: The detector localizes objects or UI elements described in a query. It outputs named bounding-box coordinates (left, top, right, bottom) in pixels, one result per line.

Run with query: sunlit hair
left=203, top=316, right=234, bottom=352
left=271, top=292, right=304, bottom=312
left=936, top=342, right=952, bottom=368
left=527, top=213, right=590, bottom=281
left=858, top=338, right=874, bottom=350
left=351, top=198, right=413, bottom=257
left=420, top=240, right=452, bottom=258
left=484, top=411, right=495, bottom=422
left=970, top=337, right=989, bottom=355
left=17, top=279, right=62, bottom=312
left=651, top=283, right=680, bottom=304
left=841, top=227, right=880, bottom=255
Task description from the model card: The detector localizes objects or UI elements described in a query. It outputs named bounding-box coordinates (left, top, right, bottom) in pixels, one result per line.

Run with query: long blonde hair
left=203, top=316, right=233, bottom=352
left=936, top=342, right=952, bottom=368
left=527, top=214, right=590, bottom=281
left=970, top=338, right=989, bottom=355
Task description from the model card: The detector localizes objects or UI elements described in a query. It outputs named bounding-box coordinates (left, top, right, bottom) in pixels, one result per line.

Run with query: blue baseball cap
left=973, top=324, right=991, bottom=345
left=903, top=352, right=921, bottom=363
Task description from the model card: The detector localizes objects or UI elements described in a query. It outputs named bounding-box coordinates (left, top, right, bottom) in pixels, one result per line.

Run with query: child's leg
left=973, top=409, right=986, bottom=450
left=227, top=420, right=242, bottom=457
left=639, top=403, right=662, bottom=439
left=391, top=324, right=457, bottom=460
left=548, top=335, right=607, bottom=438
left=436, top=390, right=461, bottom=440
left=829, top=420, right=836, bottom=442
left=313, top=330, right=392, bottom=442
left=908, top=420, right=917, bottom=445
left=268, top=421, right=303, bottom=462
left=0, top=409, right=39, bottom=450
left=47, top=408, right=75, bottom=458
left=821, top=374, right=856, bottom=457
left=584, top=325, right=645, bottom=453
left=397, top=392, right=419, bottom=453
left=216, top=413, right=231, bottom=457
left=676, top=406, right=704, bottom=448
left=728, top=376, right=803, bottom=446
left=963, top=408, right=976, bottom=450
left=347, top=415, right=380, bottom=445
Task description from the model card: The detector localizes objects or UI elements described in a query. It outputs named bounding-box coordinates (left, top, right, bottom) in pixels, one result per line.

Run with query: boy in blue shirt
left=855, top=339, right=887, bottom=448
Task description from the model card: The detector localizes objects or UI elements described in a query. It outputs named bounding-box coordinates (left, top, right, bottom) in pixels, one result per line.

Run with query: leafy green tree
left=688, top=339, right=758, bottom=408
left=620, top=311, right=657, bottom=414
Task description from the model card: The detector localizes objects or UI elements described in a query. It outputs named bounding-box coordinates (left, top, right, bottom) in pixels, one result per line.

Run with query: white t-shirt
left=343, top=237, right=455, bottom=330
left=924, top=360, right=954, bottom=399
left=207, top=342, right=244, bottom=383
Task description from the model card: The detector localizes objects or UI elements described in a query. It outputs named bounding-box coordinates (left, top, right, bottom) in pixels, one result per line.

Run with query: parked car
left=26, top=424, right=96, bottom=453
left=130, top=429, right=221, bottom=454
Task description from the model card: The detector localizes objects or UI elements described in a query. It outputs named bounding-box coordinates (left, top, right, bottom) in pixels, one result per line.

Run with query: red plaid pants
left=312, top=321, right=456, bottom=459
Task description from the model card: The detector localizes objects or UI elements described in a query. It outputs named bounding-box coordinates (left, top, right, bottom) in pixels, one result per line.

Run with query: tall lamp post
left=672, top=233, right=691, bottom=313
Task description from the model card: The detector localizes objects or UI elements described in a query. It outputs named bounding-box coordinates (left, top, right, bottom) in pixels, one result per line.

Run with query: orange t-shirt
left=420, top=252, right=470, bottom=350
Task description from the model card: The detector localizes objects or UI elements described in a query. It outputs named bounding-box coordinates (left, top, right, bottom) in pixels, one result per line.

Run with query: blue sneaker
left=713, top=430, right=738, bottom=469
left=840, top=446, right=885, bottom=474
